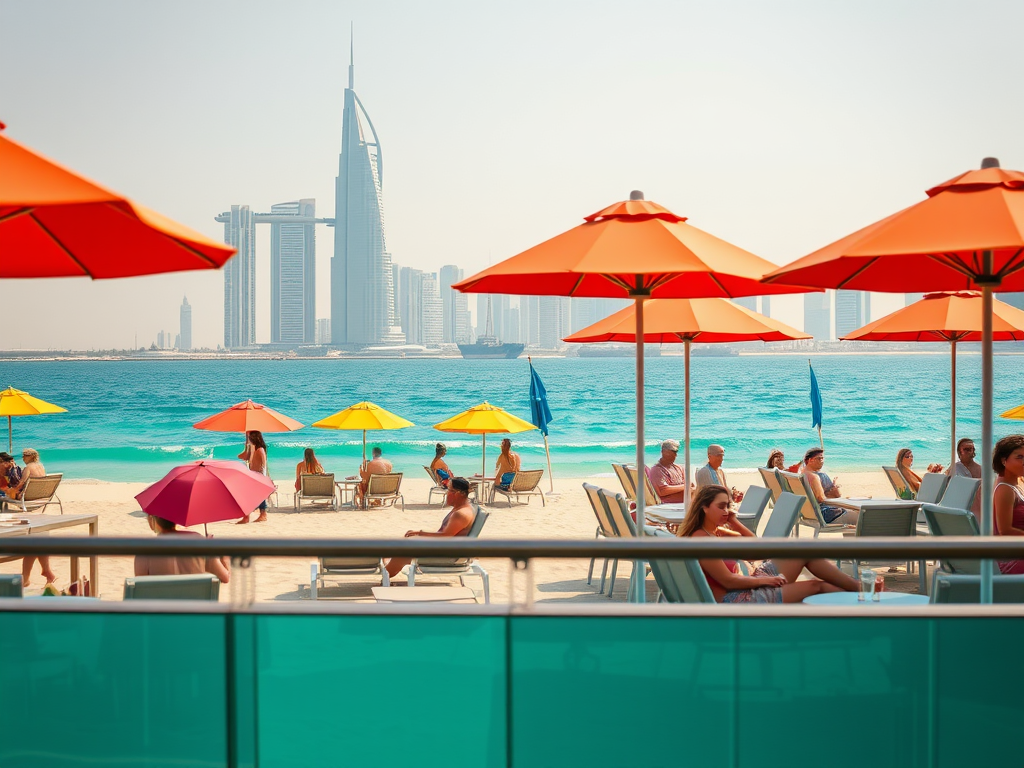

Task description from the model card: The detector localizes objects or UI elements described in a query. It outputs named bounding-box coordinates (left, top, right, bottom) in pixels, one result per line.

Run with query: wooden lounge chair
left=12, top=472, right=63, bottom=514
left=0, top=574, right=23, bottom=597
left=734, top=486, right=771, bottom=532
left=612, top=463, right=637, bottom=501
left=939, top=475, right=981, bottom=512
left=312, top=556, right=388, bottom=598
left=409, top=506, right=490, bottom=602
left=123, top=574, right=220, bottom=600
left=626, top=465, right=661, bottom=505
left=364, top=472, right=404, bottom=510
left=757, top=466, right=784, bottom=503
left=490, top=469, right=545, bottom=507
left=776, top=470, right=848, bottom=537
left=423, top=466, right=448, bottom=505
left=294, top=473, right=337, bottom=512
left=883, top=466, right=914, bottom=499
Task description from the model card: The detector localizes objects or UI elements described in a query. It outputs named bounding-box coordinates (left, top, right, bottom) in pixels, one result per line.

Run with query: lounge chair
left=931, top=574, right=1024, bottom=604
left=597, top=487, right=656, bottom=599
left=883, top=466, right=914, bottom=499
left=775, top=470, right=848, bottom=537
left=409, top=506, right=490, bottom=602
left=294, top=473, right=338, bottom=512
left=312, top=556, right=388, bottom=598
left=939, top=475, right=981, bottom=512
left=846, top=504, right=925, bottom=592
left=649, top=557, right=716, bottom=604
left=921, top=502, right=997, bottom=592
left=0, top=574, right=23, bottom=597
left=363, top=472, right=404, bottom=510
left=612, top=463, right=637, bottom=501
left=760, top=492, right=802, bottom=538
left=757, top=467, right=784, bottom=503
left=734, top=486, right=771, bottom=532
left=11, top=472, right=63, bottom=514
left=490, top=469, right=545, bottom=507
left=123, top=574, right=220, bottom=600
left=626, top=465, right=662, bottom=505
left=916, top=472, right=949, bottom=505
left=583, top=483, right=619, bottom=594
left=423, top=466, right=448, bottom=505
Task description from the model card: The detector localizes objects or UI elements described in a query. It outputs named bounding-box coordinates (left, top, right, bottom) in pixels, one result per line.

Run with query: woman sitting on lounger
left=992, top=434, right=1024, bottom=575
left=676, top=484, right=859, bottom=603
left=294, top=448, right=326, bottom=491
left=430, top=443, right=453, bottom=487
left=766, top=449, right=785, bottom=470
left=896, top=448, right=944, bottom=494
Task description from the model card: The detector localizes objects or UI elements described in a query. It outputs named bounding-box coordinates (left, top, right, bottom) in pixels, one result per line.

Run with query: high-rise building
left=804, top=291, right=831, bottom=340
left=733, top=296, right=771, bottom=316
left=504, top=307, right=520, bottom=343
left=174, top=333, right=181, bottom=350
left=733, top=296, right=757, bottom=312
left=316, top=319, right=331, bottom=345
left=179, top=296, right=192, bottom=351
left=905, top=292, right=924, bottom=306
left=420, top=273, right=443, bottom=346
left=398, top=266, right=424, bottom=344
left=331, top=39, right=396, bottom=346
left=475, top=294, right=510, bottom=340
left=219, top=205, right=256, bottom=348
left=270, top=199, right=316, bottom=345
left=835, top=290, right=870, bottom=338
left=539, top=296, right=570, bottom=349
left=519, top=296, right=540, bottom=346
left=439, top=265, right=463, bottom=343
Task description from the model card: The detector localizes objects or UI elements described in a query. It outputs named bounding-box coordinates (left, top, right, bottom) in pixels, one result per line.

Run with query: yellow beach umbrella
left=1000, top=404, right=1024, bottom=420
left=434, top=402, right=536, bottom=478
left=312, top=401, right=414, bottom=462
left=0, top=387, right=67, bottom=453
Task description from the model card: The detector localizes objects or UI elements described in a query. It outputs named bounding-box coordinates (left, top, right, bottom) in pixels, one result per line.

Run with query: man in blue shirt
left=800, top=447, right=856, bottom=525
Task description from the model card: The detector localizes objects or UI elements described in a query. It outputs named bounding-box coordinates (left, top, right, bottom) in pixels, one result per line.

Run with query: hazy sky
left=2, top=1, right=1023, bottom=349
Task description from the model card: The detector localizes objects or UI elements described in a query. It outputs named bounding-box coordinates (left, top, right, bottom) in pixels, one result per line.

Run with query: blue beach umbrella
left=528, top=357, right=554, bottom=493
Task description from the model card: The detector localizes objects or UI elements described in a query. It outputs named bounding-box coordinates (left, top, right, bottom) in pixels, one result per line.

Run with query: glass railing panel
left=510, top=616, right=736, bottom=767
left=254, top=615, right=507, bottom=768
left=0, top=611, right=227, bottom=768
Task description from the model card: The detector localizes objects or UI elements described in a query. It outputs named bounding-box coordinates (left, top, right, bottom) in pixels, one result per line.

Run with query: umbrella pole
left=951, top=340, right=957, bottom=471
left=7, top=416, right=10, bottom=453
left=362, top=430, right=367, bottom=464
left=633, top=294, right=646, bottom=604
left=684, top=339, right=691, bottom=510
left=482, top=434, right=487, bottom=479
left=543, top=434, right=554, bottom=494
left=980, top=268, right=994, bottom=604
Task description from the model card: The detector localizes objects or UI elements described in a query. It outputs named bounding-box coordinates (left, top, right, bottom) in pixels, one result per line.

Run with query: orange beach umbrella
left=764, top=158, right=1024, bottom=600
left=456, top=192, right=814, bottom=602
left=0, top=127, right=235, bottom=278
left=566, top=298, right=809, bottom=505
left=193, top=400, right=304, bottom=434
left=842, top=291, right=1024, bottom=467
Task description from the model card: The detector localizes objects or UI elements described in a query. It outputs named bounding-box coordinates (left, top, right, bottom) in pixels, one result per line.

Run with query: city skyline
left=2, top=2, right=1023, bottom=348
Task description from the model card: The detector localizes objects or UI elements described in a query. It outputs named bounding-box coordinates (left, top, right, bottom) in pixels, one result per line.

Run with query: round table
left=803, top=591, right=929, bottom=606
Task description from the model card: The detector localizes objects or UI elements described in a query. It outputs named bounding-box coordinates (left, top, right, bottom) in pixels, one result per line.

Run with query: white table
left=828, top=497, right=921, bottom=512
left=644, top=503, right=688, bottom=524
left=0, top=513, right=99, bottom=592
left=803, top=591, right=929, bottom=606
left=334, top=479, right=361, bottom=507
left=372, top=586, right=478, bottom=604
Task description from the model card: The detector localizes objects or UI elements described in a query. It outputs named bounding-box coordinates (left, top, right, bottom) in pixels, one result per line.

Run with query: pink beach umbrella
left=135, top=459, right=275, bottom=534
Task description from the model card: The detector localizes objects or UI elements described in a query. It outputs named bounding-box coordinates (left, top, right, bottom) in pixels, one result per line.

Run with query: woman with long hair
left=992, top=434, right=1024, bottom=574
left=238, top=430, right=269, bottom=523
left=295, top=447, right=325, bottom=491
left=766, top=449, right=785, bottom=470
left=896, top=448, right=944, bottom=494
left=494, top=438, right=521, bottom=489
left=676, top=484, right=858, bottom=603
left=430, top=443, right=453, bottom=487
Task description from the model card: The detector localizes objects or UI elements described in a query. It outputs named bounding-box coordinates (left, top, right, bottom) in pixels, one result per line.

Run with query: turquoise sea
left=4, top=354, right=1024, bottom=484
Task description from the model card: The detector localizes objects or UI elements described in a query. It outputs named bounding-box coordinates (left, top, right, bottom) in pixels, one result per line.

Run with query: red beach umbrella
left=135, top=460, right=275, bottom=532
left=455, top=191, right=814, bottom=601
left=0, top=127, right=235, bottom=278
left=193, top=400, right=304, bottom=434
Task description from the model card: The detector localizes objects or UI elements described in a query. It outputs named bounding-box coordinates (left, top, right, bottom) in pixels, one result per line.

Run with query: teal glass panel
left=0, top=611, right=227, bottom=768
left=510, top=617, right=735, bottom=768
left=935, top=618, right=1024, bottom=768
left=736, top=617, right=929, bottom=768
left=254, top=615, right=507, bottom=768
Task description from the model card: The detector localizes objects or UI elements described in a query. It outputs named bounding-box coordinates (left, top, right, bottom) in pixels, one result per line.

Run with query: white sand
left=0, top=471, right=916, bottom=603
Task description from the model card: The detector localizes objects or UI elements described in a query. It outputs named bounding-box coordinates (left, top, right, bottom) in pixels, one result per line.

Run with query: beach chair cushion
left=939, top=476, right=981, bottom=512
left=123, top=574, right=220, bottom=600
left=761, top=493, right=801, bottom=538
left=916, top=473, right=949, bottom=505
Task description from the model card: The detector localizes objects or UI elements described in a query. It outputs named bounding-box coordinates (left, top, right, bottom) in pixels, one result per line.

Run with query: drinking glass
left=873, top=573, right=885, bottom=601
left=859, top=569, right=876, bottom=602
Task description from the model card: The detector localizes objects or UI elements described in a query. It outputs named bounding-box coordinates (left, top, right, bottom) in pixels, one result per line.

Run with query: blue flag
left=809, top=362, right=823, bottom=430
left=528, top=360, right=553, bottom=437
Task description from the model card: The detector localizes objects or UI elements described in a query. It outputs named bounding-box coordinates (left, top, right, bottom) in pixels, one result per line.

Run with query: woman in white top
left=238, top=431, right=269, bottom=523
left=16, top=449, right=57, bottom=586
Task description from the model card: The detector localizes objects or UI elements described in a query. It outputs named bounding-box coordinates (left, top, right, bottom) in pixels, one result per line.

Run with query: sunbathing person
left=766, top=449, right=786, bottom=470
left=800, top=447, right=857, bottom=525
left=430, top=443, right=453, bottom=487
left=294, top=447, right=326, bottom=491
left=135, top=514, right=231, bottom=583
left=385, top=476, right=477, bottom=579
left=493, top=438, right=521, bottom=489
left=896, top=447, right=944, bottom=494
left=676, top=484, right=859, bottom=603
left=13, top=449, right=57, bottom=587
left=992, top=435, right=1024, bottom=575
left=355, top=446, right=393, bottom=507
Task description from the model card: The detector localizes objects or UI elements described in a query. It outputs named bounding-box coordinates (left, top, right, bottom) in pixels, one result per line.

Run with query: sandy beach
left=0, top=470, right=928, bottom=603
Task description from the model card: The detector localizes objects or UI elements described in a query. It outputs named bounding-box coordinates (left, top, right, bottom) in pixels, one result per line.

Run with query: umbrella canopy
left=434, top=402, right=536, bottom=478
left=455, top=193, right=812, bottom=602
left=1000, top=404, right=1024, bottom=420
left=565, top=298, right=810, bottom=505
left=0, top=129, right=236, bottom=278
left=842, top=291, right=1024, bottom=467
left=134, top=459, right=275, bottom=529
left=312, top=401, right=414, bottom=462
left=0, top=386, right=67, bottom=453
left=764, top=158, right=1024, bottom=602
left=193, top=400, right=304, bottom=433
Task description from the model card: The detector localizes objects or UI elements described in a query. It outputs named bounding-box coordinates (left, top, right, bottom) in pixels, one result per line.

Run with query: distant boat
left=576, top=344, right=661, bottom=358
left=459, top=296, right=525, bottom=359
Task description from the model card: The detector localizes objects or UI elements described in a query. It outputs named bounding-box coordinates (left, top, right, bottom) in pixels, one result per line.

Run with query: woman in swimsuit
left=677, top=484, right=859, bottom=603
left=238, top=430, right=269, bottom=523
left=992, top=434, right=1024, bottom=574
left=430, top=443, right=453, bottom=487
left=295, top=448, right=325, bottom=491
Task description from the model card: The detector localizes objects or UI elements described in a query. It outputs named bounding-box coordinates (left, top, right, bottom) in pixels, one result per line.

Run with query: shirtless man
left=385, top=476, right=477, bottom=579
left=355, top=447, right=393, bottom=507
